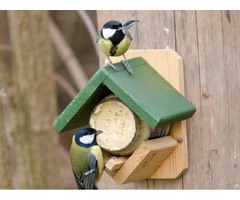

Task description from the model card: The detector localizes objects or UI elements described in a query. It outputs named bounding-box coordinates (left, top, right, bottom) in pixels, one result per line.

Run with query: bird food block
left=89, top=94, right=152, bottom=156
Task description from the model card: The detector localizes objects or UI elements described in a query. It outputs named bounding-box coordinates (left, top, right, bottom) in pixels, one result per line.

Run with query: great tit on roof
left=70, top=128, right=104, bottom=189
left=97, top=20, right=139, bottom=75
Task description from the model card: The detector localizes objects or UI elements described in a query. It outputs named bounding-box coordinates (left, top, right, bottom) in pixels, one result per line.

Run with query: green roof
left=53, top=57, right=196, bottom=133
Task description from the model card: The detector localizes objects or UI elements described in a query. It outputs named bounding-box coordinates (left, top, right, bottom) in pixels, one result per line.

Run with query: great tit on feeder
left=70, top=128, right=104, bottom=189
left=97, top=20, right=139, bottom=75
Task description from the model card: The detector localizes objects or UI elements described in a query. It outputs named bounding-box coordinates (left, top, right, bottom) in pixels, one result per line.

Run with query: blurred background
left=0, top=10, right=99, bottom=189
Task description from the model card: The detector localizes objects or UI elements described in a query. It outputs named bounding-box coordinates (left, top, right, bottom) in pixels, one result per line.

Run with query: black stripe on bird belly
left=110, top=46, right=118, bottom=56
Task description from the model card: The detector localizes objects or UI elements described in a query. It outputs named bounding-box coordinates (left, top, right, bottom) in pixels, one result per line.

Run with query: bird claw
left=107, top=57, right=117, bottom=70
left=121, top=60, right=134, bottom=75
left=108, top=61, right=117, bottom=70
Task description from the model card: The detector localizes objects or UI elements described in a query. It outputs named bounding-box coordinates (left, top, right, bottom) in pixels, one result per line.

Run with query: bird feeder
left=53, top=49, right=196, bottom=184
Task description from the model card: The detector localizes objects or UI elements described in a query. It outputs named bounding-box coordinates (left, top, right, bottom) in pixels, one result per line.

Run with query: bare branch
left=77, top=10, right=99, bottom=57
left=55, top=73, right=77, bottom=99
left=49, top=18, right=88, bottom=90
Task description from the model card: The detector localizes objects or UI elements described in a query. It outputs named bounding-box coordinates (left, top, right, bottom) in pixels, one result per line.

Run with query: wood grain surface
left=97, top=10, right=240, bottom=189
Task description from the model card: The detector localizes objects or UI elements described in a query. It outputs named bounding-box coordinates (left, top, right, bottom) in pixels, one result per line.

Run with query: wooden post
left=97, top=10, right=240, bottom=190
left=97, top=11, right=186, bottom=189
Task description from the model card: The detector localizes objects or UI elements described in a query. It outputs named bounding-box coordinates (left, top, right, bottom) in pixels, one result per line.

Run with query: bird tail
left=123, top=20, right=139, bottom=29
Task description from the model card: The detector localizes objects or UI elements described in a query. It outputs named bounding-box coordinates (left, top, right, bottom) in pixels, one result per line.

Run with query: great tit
left=70, top=128, right=104, bottom=189
left=97, top=20, right=139, bottom=75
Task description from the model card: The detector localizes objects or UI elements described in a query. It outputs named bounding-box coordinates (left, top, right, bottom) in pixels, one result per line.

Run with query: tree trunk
left=0, top=60, right=13, bottom=189
left=7, top=10, right=62, bottom=189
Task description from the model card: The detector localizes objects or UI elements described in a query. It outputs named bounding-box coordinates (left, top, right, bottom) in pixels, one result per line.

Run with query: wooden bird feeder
left=53, top=49, right=196, bottom=184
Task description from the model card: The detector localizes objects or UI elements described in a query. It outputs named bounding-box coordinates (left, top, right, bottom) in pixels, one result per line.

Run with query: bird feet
left=107, top=56, right=134, bottom=76
left=121, top=56, right=134, bottom=75
left=107, top=57, right=117, bottom=70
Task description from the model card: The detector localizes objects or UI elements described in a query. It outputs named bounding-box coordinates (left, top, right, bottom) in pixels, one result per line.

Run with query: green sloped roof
left=53, top=57, right=196, bottom=133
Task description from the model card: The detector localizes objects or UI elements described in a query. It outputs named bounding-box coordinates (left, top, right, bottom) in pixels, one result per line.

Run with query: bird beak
left=96, top=130, right=103, bottom=135
left=117, top=27, right=123, bottom=31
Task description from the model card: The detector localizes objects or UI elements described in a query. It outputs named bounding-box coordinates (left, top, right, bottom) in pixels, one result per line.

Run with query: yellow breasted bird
left=97, top=20, right=139, bottom=75
left=70, top=128, right=104, bottom=189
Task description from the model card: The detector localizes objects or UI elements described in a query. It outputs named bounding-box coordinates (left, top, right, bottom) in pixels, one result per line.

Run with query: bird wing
left=123, top=20, right=139, bottom=29
left=72, top=153, right=99, bottom=189
left=73, top=170, right=84, bottom=189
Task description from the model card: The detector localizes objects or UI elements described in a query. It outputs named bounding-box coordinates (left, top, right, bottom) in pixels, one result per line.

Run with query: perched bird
left=70, top=128, right=104, bottom=189
left=97, top=20, right=139, bottom=75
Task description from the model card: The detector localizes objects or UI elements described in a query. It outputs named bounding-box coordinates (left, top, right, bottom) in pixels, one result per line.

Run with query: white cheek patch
left=102, top=28, right=116, bottom=39
left=79, top=135, right=95, bottom=144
